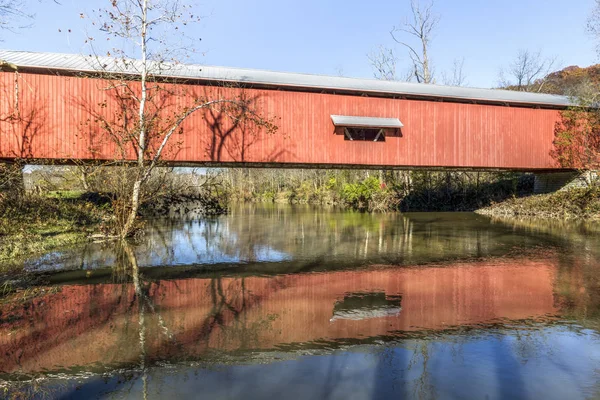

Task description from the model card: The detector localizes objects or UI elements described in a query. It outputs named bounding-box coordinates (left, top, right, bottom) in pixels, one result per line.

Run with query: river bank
left=1, top=184, right=599, bottom=278
left=227, top=171, right=534, bottom=212
left=0, top=192, right=111, bottom=273
left=229, top=169, right=600, bottom=219
left=476, top=187, right=600, bottom=221
left=0, top=190, right=228, bottom=277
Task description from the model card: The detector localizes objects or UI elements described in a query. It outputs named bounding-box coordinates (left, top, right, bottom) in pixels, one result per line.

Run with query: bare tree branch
left=0, top=0, right=60, bottom=39
left=390, top=0, right=440, bottom=84
left=588, top=0, right=600, bottom=57
left=498, top=49, right=558, bottom=92
left=441, top=58, right=467, bottom=87
left=79, top=0, right=277, bottom=238
left=0, top=0, right=31, bottom=35
left=143, top=98, right=250, bottom=182
left=368, top=45, right=399, bottom=81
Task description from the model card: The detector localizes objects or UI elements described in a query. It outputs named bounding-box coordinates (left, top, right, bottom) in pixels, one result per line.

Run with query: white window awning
left=331, top=115, right=404, bottom=129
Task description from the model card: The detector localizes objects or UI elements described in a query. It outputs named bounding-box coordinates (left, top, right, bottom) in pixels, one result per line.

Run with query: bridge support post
left=533, top=171, right=598, bottom=194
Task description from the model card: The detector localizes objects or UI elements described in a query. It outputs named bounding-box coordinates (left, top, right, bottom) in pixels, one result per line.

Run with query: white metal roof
left=0, top=50, right=573, bottom=108
left=331, top=115, right=404, bottom=128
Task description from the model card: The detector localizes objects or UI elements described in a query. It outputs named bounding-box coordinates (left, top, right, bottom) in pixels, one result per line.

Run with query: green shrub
left=340, top=177, right=398, bottom=211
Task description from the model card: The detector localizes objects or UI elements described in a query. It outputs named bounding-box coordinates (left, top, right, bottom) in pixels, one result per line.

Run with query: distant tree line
left=222, top=168, right=532, bottom=212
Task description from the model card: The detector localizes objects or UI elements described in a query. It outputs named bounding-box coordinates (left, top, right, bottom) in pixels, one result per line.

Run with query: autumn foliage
left=543, top=65, right=600, bottom=173
left=541, top=65, right=600, bottom=95
left=551, top=107, right=600, bottom=171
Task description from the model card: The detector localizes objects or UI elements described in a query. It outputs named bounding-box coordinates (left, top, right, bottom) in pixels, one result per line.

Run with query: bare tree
left=368, top=45, right=416, bottom=82
left=441, top=58, right=467, bottom=87
left=333, top=65, right=345, bottom=77
left=0, top=0, right=58, bottom=38
left=0, top=0, right=29, bottom=34
left=390, top=0, right=440, bottom=84
left=368, top=45, right=399, bottom=81
left=369, top=1, right=467, bottom=86
left=498, top=49, right=558, bottom=92
left=588, top=0, right=600, bottom=56
left=83, top=0, right=276, bottom=238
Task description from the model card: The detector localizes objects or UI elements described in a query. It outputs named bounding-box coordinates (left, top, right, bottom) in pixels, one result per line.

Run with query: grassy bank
left=0, top=187, right=228, bottom=273
left=476, top=187, right=600, bottom=220
left=0, top=192, right=112, bottom=273
left=226, top=169, right=533, bottom=213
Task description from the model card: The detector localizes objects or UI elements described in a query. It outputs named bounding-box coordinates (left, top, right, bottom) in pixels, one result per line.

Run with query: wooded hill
left=503, top=64, right=600, bottom=96
left=543, top=65, right=600, bottom=95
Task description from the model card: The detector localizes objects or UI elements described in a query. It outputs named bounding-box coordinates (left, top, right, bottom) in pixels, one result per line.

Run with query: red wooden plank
left=0, top=71, right=562, bottom=170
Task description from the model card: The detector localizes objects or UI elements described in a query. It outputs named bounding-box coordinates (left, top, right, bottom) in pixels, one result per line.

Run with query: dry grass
left=0, top=193, right=112, bottom=273
left=477, top=187, right=600, bottom=220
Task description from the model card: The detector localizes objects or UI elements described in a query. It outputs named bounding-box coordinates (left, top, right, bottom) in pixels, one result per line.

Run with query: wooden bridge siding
left=0, top=71, right=562, bottom=169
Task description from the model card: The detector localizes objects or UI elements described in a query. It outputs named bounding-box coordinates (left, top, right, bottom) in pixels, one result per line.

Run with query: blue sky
left=2, top=0, right=598, bottom=88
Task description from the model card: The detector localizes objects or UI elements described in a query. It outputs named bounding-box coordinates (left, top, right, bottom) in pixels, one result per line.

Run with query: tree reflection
left=114, top=238, right=283, bottom=367
left=25, top=206, right=599, bottom=278
left=408, top=343, right=435, bottom=400
left=117, top=240, right=175, bottom=400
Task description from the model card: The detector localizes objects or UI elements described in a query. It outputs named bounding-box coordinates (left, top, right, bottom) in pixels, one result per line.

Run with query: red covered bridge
left=0, top=50, right=572, bottom=170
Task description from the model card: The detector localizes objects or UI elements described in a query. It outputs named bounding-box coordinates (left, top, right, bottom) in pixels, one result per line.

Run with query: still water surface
left=2, top=204, right=600, bottom=399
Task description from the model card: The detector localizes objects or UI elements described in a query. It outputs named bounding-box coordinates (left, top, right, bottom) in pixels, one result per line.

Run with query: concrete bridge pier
left=533, top=171, right=598, bottom=194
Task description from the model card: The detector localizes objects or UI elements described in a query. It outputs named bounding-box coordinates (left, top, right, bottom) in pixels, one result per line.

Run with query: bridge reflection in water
left=3, top=208, right=600, bottom=399
left=0, top=257, right=561, bottom=376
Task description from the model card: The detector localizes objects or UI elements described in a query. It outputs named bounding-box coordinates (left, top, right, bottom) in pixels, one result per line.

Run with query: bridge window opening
left=344, top=127, right=386, bottom=142
left=331, top=115, right=403, bottom=143
left=331, top=292, right=402, bottom=322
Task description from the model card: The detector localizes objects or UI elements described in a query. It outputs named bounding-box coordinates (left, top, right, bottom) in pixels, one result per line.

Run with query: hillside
left=502, top=64, right=600, bottom=96
left=542, top=65, right=600, bottom=96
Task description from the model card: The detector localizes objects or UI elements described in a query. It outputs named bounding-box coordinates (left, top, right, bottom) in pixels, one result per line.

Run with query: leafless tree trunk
left=390, top=0, right=440, bottom=84
left=121, top=0, right=150, bottom=239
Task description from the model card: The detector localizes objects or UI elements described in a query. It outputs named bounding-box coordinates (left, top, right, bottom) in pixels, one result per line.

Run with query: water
left=1, top=204, right=600, bottom=399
